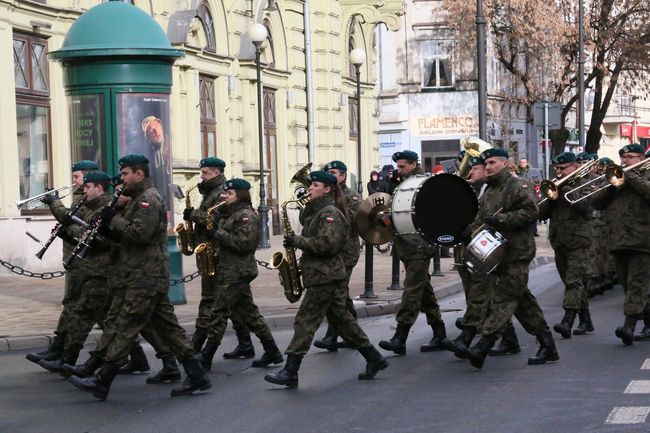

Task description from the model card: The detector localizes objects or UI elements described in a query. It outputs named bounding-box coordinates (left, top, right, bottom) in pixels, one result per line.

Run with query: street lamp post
left=476, top=0, right=487, bottom=140
left=248, top=23, right=270, bottom=249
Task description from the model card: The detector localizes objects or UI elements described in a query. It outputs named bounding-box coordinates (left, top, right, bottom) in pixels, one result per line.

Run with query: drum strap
left=478, top=184, right=488, bottom=199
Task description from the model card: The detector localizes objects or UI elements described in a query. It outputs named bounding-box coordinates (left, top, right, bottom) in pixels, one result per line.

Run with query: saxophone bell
left=194, top=201, right=225, bottom=278
left=176, top=184, right=199, bottom=255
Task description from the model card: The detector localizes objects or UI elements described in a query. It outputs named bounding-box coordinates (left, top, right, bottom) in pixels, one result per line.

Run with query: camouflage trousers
left=286, top=281, right=370, bottom=356
left=396, top=257, right=442, bottom=327
left=554, top=248, right=588, bottom=311
left=322, top=264, right=359, bottom=335
left=206, top=280, right=273, bottom=344
left=63, top=276, right=111, bottom=354
left=92, top=287, right=192, bottom=365
left=55, top=270, right=83, bottom=334
left=197, top=275, right=248, bottom=337
left=482, top=260, right=549, bottom=338
left=613, top=250, right=650, bottom=318
left=458, top=266, right=493, bottom=329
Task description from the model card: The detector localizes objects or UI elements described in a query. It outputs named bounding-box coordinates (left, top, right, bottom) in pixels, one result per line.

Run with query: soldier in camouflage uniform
left=313, top=160, right=362, bottom=351
left=592, top=144, right=650, bottom=345
left=379, top=151, right=447, bottom=356
left=25, top=160, right=97, bottom=365
left=265, top=171, right=388, bottom=388
left=539, top=152, right=595, bottom=339
left=186, top=157, right=253, bottom=359
left=460, top=148, right=558, bottom=369
left=199, top=179, right=283, bottom=370
left=591, top=157, right=618, bottom=296
left=66, top=155, right=210, bottom=400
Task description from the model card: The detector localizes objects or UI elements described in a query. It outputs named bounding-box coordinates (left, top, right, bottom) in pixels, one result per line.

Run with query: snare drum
left=464, top=228, right=508, bottom=275
left=391, top=173, right=478, bottom=246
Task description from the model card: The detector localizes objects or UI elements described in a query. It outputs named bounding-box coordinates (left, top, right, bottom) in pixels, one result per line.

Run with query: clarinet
left=36, top=196, right=88, bottom=260
left=63, top=187, right=124, bottom=270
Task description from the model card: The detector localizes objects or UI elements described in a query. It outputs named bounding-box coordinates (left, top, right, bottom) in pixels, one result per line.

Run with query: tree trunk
left=550, top=128, right=569, bottom=158
left=585, top=127, right=602, bottom=154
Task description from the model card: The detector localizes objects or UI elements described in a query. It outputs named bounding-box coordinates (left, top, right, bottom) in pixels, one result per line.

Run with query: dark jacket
left=191, top=175, right=225, bottom=243
left=213, top=201, right=259, bottom=284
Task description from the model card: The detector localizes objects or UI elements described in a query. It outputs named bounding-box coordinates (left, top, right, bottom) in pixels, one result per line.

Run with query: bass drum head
left=413, top=173, right=478, bottom=246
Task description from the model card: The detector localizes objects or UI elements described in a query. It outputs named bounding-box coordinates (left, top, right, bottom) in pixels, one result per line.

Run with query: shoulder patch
left=140, top=201, right=150, bottom=208
left=521, top=183, right=529, bottom=189
left=326, top=216, right=334, bottom=224
left=242, top=216, right=250, bottom=223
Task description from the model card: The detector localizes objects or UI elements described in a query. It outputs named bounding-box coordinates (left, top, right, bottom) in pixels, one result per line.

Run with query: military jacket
left=538, top=175, right=593, bottom=251
left=393, top=165, right=436, bottom=262
left=340, top=183, right=362, bottom=264
left=213, top=201, right=259, bottom=283
left=49, top=187, right=87, bottom=258
left=192, top=175, right=225, bottom=243
left=294, top=196, right=348, bottom=287
left=108, top=177, right=168, bottom=291
left=472, top=168, right=538, bottom=264
left=593, top=169, right=650, bottom=253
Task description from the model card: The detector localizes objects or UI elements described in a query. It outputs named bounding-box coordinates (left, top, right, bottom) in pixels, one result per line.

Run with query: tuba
left=457, top=137, right=492, bottom=179
left=291, top=162, right=313, bottom=206
left=194, top=201, right=225, bottom=277
left=175, top=184, right=199, bottom=255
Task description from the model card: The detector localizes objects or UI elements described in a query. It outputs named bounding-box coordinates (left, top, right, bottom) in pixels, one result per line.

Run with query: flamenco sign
left=412, top=115, right=479, bottom=137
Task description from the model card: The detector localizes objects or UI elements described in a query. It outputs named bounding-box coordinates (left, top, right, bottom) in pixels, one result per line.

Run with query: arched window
left=262, top=18, right=276, bottom=68
left=197, top=1, right=216, bottom=52
left=348, top=38, right=357, bottom=78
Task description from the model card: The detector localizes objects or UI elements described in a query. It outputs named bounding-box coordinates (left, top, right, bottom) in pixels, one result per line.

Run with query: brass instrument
left=563, top=156, right=650, bottom=204
left=194, top=201, right=225, bottom=278
left=291, top=162, right=313, bottom=206
left=538, top=158, right=602, bottom=204
left=16, top=184, right=75, bottom=210
left=456, top=137, right=492, bottom=179
left=175, top=184, right=199, bottom=255
left=271, top=193, right=311, bottom=303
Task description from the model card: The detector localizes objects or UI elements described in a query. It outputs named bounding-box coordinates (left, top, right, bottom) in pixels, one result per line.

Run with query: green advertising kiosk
left=50, top=0, right=187, bottom=304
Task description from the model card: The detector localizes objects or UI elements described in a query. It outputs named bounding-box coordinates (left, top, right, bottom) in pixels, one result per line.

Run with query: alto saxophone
left=175, top=184, right=199, bottom=255
left=194, top=201, right=225, bottom=277
left=271, top=193, right=311, bottom=303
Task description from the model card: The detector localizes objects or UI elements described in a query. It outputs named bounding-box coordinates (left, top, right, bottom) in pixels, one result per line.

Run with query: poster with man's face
left=116, top=93, right=172, bottom=210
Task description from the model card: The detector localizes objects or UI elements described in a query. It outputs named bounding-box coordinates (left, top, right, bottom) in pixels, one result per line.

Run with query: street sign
left=533, top=102, right=561, bottom=129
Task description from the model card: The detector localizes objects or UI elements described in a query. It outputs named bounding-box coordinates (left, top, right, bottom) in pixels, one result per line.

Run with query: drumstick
left=471, top=207, right=503, bottom=237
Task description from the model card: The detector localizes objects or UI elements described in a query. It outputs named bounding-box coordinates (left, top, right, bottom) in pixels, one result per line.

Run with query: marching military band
left=21, top=140, right=650, bottom=400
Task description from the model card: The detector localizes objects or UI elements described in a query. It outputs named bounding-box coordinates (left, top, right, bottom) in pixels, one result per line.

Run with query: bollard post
left=360, top=241, right=377, bottom=298
left=432, top=246, right=444, bottom=277
left=387, top=246, right=401, bottom=290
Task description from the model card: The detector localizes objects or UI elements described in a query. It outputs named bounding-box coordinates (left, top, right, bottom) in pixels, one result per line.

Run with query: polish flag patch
left=242, top=216, right=250, bottom=223
left=140, top=202, right=150, bottom=208
left=326, top=217, right=334, bottom=224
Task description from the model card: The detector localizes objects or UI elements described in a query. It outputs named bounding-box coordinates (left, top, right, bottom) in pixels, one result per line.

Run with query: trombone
left=16, top=184, right=75, bottom=210
left=538, top=158, right=601, bottom=204
left=563, top=156, right=650, bottom=204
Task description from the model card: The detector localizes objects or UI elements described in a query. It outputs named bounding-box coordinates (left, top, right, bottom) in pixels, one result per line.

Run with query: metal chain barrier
left=169, top=271, right=200, bottom=286
left=256, top=258, right=273, bottom=270
left=360, top=242, right=392, bottom=254
left=0, top=258, right=65, bottom=280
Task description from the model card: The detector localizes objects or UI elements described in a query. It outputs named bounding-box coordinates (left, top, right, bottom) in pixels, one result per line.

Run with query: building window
left=349, top=96, right=358, bottom=140
left=199, top=75, right=217, bottom=157
left=14, top=32, right=52, bottom=210
left=197, top=1, right=216, bottom=52
left=421, top=40, right=453, bottom=89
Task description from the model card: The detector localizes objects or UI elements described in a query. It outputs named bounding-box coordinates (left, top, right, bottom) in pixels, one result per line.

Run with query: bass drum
left=391, top=173, right=478, bottom=246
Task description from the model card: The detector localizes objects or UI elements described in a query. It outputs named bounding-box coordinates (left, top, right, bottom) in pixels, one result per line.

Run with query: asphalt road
left=2, top=263, right=649, bottom=433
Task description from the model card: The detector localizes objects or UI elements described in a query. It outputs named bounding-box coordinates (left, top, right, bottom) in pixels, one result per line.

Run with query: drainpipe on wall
left=304, top=0, right=315, bottom=163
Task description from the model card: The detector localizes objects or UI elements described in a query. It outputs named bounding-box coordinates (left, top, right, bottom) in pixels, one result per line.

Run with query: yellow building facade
left=0, top=0, right=405, bottom=271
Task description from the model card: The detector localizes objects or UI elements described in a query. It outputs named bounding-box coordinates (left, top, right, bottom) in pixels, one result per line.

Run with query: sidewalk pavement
left=0, top=224, right=554, bottom=352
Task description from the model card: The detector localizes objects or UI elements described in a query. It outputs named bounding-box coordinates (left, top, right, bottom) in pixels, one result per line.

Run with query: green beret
left=619, top=143, right=645, bottom=156
left=480, top=148, right=509, bottom=160
left=576, top=152, right=590, bottom=162
left=309, top=170, right=337, bottom=185
left=468, top=156, right=484, bottom=167
left=118, top=154, right=149, bottom=170
left=83, top=170, right=112, bottom=184
left=325, top=160, right=347, bottom=172
left=457, top=150, right=466, bottom=162
left=72, top=160, right=98, bottom=172
left=200, top=157, right=226, bottom=169
left=588, top=153, right=599, bottom=160
left=223, top=178, right=250, bottom=190
left=551, top=152, right=576, bottom=165
left=599, top=157, right=615, bottom=166
left=392, top=150, right=419, bottom=162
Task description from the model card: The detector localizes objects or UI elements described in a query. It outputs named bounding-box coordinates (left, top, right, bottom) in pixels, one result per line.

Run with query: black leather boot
left=199, top=340, right=220, bottom=371
left=38, top=350, right=79, bottom=374
left=146, top=355, right=181, bottom=384
left=358, top=345, right=389, bottom=380
left=171, top=355, right=211, bottom=397
left=573, top=309, right=595, bottom=335
left=441, top=328, right=477, bottom=359
left=26, top=332, right=64, bottom=364
left=68, top=362, right=119, bottom=400
left=420, top=321, right=447, bottom=352
left=191, top=329, right=208, bottom=353
left=455, top=317, right=465, bottom=330
left=264, top=354, right=302, bottom=388
left=462, top=335, right=497, bottom=369
left=634, top=313, right=650, bottom=341
left=378, top=323, right=411, bottom=355
left=528, top=330, right=560, bottom=365
left=251, top=339, right=284, bottom=368
left=118, top=343, right=150, bottom=374
left=489, top=324, right=521, bottom=356
left=615, top=316, right=637, bottom=346
left=61, top=354, right=102, bottom=379
left=553, top=309, right=577, bottom=339
left=313, top=327, right=339, bottom=352
left=222, top=332, right=255, bottom=359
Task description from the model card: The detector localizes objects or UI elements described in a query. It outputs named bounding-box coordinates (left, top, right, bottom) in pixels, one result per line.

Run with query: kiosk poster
left=69, top=94, right=105, bottom=169
left=116, top=93, right=172, bottom=210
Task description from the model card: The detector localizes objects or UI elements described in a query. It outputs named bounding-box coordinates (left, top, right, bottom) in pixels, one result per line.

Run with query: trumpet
left=16, top=184, right=74, bottom=210
left=538, top=158, right=602, bottom=204
left=563, top=156, right=650, bottom=204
